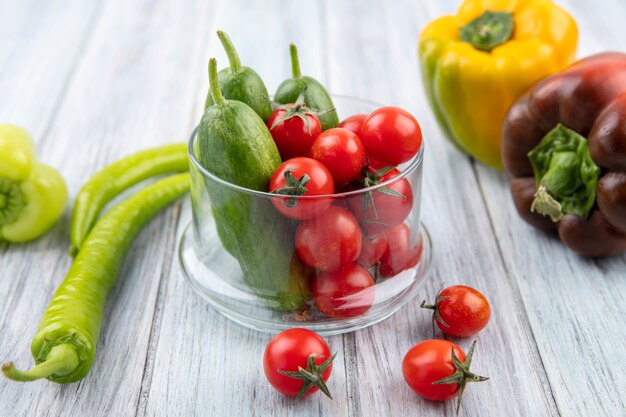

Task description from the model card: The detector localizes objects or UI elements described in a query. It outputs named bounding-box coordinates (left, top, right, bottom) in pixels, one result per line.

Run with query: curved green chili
left=70, top=143, right=189, bottom=255
left=2, top=173, right=189, bottom=383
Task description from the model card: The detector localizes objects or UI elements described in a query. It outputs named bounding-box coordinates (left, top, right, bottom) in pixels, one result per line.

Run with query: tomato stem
left=432, top=341, right=489, bottom=415
left=421, top=292, right=450, bottom=337
left=271, top=170, right=311, bottom=209
left=278, top=352, right=336, bottom=400
left=216, top=30, right=242, bottom=71
left=269, top=88, right=334, bottom=135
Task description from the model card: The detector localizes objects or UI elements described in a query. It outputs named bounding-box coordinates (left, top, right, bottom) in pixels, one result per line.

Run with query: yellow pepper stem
left=459, top=11, right=514, bottom=52
left=2, top=344, right=79, bottom=382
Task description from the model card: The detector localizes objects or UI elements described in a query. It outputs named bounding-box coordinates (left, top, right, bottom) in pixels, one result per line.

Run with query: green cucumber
left=204, top=30, right=272, bottom=122
left=274, top=43, right=339, bottom=131
left=195, top=58, right=309, bottom=311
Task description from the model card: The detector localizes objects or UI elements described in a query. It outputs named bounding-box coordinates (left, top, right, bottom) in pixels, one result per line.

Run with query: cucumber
left=274, top=43, right=339, bottom=131
left=204, top=31, right=272, bottom=122
left=195, top=58, right=309, bottom=311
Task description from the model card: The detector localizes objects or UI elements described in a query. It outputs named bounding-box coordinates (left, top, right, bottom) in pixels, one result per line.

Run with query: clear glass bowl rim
left=188, top=94, right=425, bottom=199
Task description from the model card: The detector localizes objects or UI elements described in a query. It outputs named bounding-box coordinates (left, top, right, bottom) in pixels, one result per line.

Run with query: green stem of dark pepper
left=289, top=43, right=302, bottom=78
left=216, top=30, right=242, bottom=72
left=528, top=124, right=601, bottom=221
left=531, top=152, right=580, bottom=221
left=2, top=173, right=189, bottom=383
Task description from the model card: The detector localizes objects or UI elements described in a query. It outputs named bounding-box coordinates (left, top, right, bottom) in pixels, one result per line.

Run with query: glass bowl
left=179, top=95, right=432, bottom=335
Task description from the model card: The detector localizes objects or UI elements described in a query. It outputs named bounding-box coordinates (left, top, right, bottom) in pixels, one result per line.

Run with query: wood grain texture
left=141, top=2, right=353, bottom=416
left=0, top=0, right=213, bottom=415
left=325, top=0, right=557, bottom=416
left=473, top=1, right=626, bottom=415
left=0, top=0, right=624, bottom=416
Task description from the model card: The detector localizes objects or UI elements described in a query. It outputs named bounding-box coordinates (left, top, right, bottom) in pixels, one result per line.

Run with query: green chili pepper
left=2, top=173, right=189, bottom=383
left=70, top=143, right=188, bottom=255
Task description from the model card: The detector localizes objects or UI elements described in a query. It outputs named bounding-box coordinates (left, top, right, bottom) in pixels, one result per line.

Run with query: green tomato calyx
left=271, top=169, right=311, bottom=209
left=278, top=352, right=336, bottom=400
left=269, top=87, right=333, bottom=135
left=432, top=341, right=489, bottom=416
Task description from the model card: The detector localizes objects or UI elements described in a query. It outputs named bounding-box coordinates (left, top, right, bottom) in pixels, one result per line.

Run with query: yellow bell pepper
left=0, top=124, right=67, bottom=242
left=419, top=0, right=578, bottom=169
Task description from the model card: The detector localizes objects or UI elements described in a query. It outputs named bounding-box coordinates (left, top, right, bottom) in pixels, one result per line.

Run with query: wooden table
left=1, top=0, right=624, bottom=415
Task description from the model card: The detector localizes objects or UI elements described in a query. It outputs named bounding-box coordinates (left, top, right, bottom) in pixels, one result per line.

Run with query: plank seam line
left=36, top=0, right=107, bottom=149
left=134, top=5, right=215, bottom=411
left=319, top=0, right=360, bottom=414
left=134, top=202, right=183, bottom=417
left=470, top=160, right=561, bottom=417
left=342, top=333, right=361, bottom=417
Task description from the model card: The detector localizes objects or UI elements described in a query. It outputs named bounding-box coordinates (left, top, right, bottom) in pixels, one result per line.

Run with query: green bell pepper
left=0, top=124, right=68, bottom=242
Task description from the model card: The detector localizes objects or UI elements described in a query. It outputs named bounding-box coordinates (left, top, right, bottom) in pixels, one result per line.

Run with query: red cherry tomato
left=357, top=233, right=388, bottom=268
left=422, top=285, right=491, bottom=337
left=361, top=107, right=422, bottom=166
left=263, top=328, right=334, bottom=399
left=402, top=340, right=465, bottom=401
left=313, top=263, right=375, bottom=318
left=310, top=128, right=366, bottom=184
left=338, top=114, right=367, bottom=137
left=269, top=157, right=334, bottom=220
left=295, top=206, right=362, bottom=272
left=379, top=223, right=422, bottom=278
left=267, top=106, right=322, bottom=160
left=347, top=167, right=413, bottom=236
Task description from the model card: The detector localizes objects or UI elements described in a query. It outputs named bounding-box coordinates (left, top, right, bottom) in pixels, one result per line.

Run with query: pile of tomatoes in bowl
left=265, top=95, right=425, bottom=320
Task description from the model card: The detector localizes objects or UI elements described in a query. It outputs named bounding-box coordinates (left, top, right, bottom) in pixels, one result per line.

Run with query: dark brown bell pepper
left=502, top=52, right=626, bottom=257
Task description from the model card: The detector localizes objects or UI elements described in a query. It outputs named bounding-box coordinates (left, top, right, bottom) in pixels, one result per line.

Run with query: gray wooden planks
left=141, top=2, right=353, bottom=416
left=325, top=0, right=557, bottom=416
left=0, top=0, right=213, bottom=415
left=473, top=1, right=626, bottom=415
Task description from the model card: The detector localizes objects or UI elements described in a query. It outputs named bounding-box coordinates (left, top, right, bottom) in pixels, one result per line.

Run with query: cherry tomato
left=267, top=106, right=322, bottom=160
left=403, top=340, right=488, bottom=410
left=269, top=157, right=334, bottom=220
left=313, top=263, right=375, bottom=318
left=379, top=223, right=423, bottom=278
left=310, top=128, right=366, bottom=184
left=357, top=233, right=388, bottom=268
left=296, top=206, right=362, bottom=271
left=361, top=107, right=422, bottom=166
left=263, top=328, right=334, bottom=399
left=422, top=285, right=491, bottom=337
left=402, top=340, right=465, bottom=401
left=347, top=167, right=413, bottom=236
left=338, top=114, right=367, bottom=137
left=366, top=157, right=387, bottom=171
